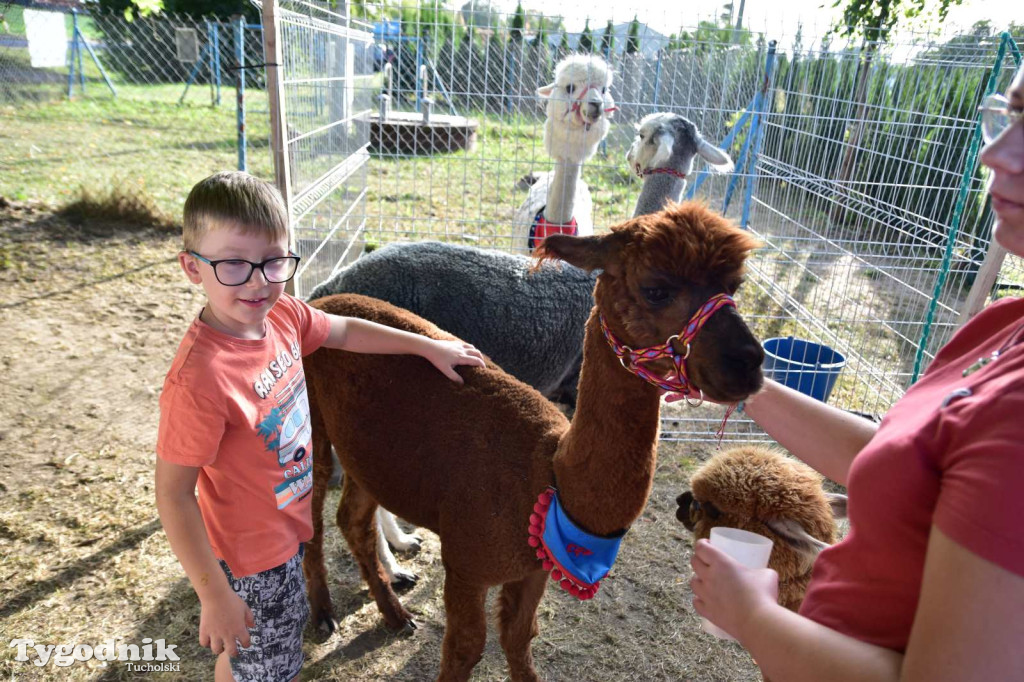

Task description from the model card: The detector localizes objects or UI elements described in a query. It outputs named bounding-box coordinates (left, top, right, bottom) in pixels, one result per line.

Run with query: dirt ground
left=0, top=200, right=763, bottom=681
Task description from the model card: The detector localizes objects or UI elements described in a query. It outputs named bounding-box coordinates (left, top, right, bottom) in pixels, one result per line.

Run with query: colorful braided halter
left=599, top=293, right=736, bottom=401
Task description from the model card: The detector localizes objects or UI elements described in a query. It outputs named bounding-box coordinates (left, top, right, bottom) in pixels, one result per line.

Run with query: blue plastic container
left=762, top=337, right=846, bottom=402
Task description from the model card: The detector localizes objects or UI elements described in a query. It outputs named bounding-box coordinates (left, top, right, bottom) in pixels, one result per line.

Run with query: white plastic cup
left=700, top=527, right=774, bottom=641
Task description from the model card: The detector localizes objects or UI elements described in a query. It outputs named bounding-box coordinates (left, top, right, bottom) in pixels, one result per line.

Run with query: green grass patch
left=0, top=81, right=271, bottom=216
left=364, top=111, right=644, bottom=249
left=1, top=4, right=29, bottom=36
left=1, top=5, right=103, bottom=40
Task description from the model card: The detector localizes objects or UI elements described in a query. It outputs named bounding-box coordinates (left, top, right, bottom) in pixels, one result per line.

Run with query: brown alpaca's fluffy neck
left=553, top=308, right=662, bottom=537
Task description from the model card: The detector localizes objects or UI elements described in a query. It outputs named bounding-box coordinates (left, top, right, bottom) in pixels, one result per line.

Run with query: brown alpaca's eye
left=641, top=286, right=674, bottom=306
left=702, top=501, right=722, bottom=521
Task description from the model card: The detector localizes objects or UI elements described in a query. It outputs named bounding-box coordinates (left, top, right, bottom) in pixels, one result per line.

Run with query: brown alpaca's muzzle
left=675, top=491, right=722, bottom=534
left=687, top=305, right=764, bottom=403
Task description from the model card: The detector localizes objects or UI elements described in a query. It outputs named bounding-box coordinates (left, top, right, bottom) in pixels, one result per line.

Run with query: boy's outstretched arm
left=322, top=314, right=485, bottom=383
left=155, top=459, right=254, bottom=657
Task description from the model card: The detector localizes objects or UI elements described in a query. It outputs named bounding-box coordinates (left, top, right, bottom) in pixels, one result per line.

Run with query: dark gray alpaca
left=308, top=241, right=596, bottom=406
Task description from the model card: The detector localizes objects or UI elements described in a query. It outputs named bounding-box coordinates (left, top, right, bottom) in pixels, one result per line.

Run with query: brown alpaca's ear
left=826, top=493, right=848, bottom=519
left=533, top=232, right=625, bottom=277
left=765, top=518, right=831, bottom=556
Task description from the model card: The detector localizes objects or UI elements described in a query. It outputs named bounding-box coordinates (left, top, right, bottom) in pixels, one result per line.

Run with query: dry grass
left=0, top=201, right=763, bottom=681
left=57, top=186, right=178, bottom=235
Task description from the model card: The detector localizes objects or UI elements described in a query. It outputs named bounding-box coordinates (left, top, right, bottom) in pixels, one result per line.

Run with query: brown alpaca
left=676, top=446, right=848, bottom=611
left=303, top=202, right=765, bottom=682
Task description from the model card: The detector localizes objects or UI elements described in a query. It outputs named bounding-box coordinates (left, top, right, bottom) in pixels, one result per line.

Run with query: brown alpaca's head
left=535, top=201, right=763, bottom=402
left=675, top=446, right=847, bottom=609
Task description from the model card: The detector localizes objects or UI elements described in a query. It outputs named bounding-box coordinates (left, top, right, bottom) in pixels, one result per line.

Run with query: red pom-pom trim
left=527, top=487, right=604, bottom=601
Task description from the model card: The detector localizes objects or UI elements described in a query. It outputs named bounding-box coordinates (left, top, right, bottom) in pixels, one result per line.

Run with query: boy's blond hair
left=182, top=171, right=289, bottom=251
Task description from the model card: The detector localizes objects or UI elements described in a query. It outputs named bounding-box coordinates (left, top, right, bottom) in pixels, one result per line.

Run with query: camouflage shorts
left=218, top=546, right=309, bottom=682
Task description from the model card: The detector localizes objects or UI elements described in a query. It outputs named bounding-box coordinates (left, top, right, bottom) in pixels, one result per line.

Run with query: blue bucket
left=762, top=337, right=846, bottom=402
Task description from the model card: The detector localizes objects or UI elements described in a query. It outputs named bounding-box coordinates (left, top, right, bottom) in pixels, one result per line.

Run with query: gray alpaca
left=627, top=113, right=734, bottom=216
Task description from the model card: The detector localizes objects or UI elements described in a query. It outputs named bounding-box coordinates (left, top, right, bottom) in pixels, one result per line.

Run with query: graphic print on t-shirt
left=255, top=368, right=315, bottom=510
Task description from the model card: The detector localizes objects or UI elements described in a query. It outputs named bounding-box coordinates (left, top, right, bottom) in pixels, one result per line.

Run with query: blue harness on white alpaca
left=527, top=487, right=626, bottom=599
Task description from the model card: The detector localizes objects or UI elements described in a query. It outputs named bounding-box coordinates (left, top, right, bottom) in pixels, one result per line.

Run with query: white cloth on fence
left=24, top=9, right=68, bottom=69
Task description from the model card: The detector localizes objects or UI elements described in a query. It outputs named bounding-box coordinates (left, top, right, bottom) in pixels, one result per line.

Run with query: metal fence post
left=739, top=40, right=777, bottom=229
left=415, top=37, right=424, bottom=113
left=652, top=49, right=662, bottom=111
left=959, top=34, right=1022, bottom=323
left=911, top=33, right=1013, bottom=382
left=76, top=12, right=85, bottom=93
left=236, top=17, right=246, bottom=171
left=213, top=22, right=222, bottom=106
left=261, top=0, right=295, bottom=294
left=67, top=11, right=77, bottom=98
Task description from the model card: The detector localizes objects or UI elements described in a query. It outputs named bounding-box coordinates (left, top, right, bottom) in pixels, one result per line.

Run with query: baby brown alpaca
left=303, top=202, right=765, bottom=682
left=676, top=446, right=847, bottom=611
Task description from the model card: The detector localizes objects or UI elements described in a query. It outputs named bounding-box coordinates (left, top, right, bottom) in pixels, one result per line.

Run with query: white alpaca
left=512, top=54, right=616, bottom=252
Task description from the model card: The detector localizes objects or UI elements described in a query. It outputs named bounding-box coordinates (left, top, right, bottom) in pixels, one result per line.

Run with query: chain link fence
left=336, top=9, right=1023, bottom=439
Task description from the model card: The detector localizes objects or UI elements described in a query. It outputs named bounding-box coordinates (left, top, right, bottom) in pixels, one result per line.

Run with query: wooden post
left=960, top=241, right=1008, bottom=323
left=261, top=0, right=296, bottom=295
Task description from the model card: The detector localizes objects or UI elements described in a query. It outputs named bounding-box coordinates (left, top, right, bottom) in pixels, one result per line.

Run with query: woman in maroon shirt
left=688, top=64, right=1024, bottom=681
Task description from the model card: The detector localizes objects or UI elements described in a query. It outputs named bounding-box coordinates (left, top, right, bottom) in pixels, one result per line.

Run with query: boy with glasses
left=155, top=171, right=484, bottom=682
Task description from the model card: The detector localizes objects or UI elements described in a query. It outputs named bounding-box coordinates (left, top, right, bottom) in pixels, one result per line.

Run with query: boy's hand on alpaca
left=689, top=539, right=779, bottom=642
left=199, top=589, right=255, bottom=657
left=424, top=339, right=485, bottom=384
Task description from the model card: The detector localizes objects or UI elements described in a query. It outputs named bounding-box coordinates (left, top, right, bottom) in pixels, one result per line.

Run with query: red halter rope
left=599, top=293, right=736, bottom=402
left=641, top=167, right=688, bottom=180
left=564, top=83, right=619, bottom=127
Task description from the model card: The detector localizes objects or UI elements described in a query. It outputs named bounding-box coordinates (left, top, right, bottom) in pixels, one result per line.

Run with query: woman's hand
left=425, top=339, right=485, bottom=383
left=199, top=588, right=255, bottom=657
left=690, top=539, right=780, bottom=642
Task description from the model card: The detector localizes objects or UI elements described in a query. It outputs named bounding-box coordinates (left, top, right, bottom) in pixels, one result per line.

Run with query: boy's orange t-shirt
left=157, top=293, right=331, bottom=577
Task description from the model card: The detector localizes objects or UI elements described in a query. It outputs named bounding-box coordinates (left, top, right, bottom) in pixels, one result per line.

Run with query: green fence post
left=910, top=33, right=1013, bottom=383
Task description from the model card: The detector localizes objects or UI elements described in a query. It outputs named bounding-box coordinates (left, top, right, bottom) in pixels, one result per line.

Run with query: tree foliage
left=669, top=19, right=752, bottom=52
left=578, top=19, right=594, bottom=53
left=558, top=30, right=570, bottom=59
left=532, top=17, right=547, bottom=48
left=626, top=16, right=641, bottom=55
left=832, top=0, right=965, bottom=39
left=98, top=0, right=257, bottom=21
left=509, top=2, right=525, bottom=43
left=600, top=21, right=614, bottom=58
left=460, top=0, right=500, bottom=31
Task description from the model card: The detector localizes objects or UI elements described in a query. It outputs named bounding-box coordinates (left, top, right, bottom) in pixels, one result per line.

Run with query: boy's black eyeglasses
left=188, top=251, right=301, bottom=286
